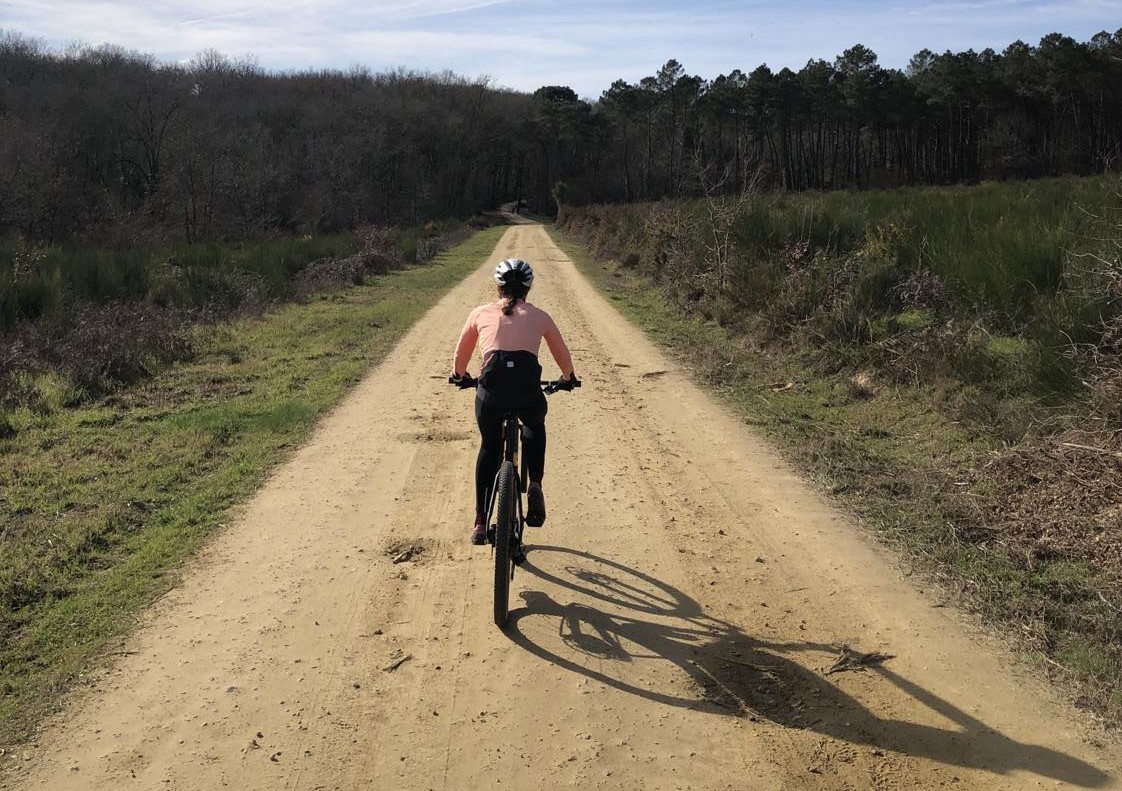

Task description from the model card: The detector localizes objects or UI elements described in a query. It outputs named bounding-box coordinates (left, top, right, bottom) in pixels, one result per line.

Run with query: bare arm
left=543, top=315, right=575, bottom=379
left=453, top=312, right=479, bottom=376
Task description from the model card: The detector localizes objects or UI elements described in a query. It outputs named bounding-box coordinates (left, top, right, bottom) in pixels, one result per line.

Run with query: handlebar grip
left=541, top=377, right=581, bottom=394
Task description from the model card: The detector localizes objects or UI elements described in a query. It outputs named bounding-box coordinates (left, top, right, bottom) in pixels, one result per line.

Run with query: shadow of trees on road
left=503, top=545, right=1110, bottom=789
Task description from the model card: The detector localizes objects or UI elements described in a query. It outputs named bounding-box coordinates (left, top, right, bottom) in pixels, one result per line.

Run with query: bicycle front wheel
left=493, top=460, right=518, bottom=627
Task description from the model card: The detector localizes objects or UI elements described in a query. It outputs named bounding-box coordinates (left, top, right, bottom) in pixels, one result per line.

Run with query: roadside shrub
left=871, top=320, right=967, bottom=385
left=64, top=247, right=152, bottom=304
left=1, top=221, right=461, bottom=410
left=1088, top=287, right=1122, bottom=427
left=639, top=202, right=693, bottom=285
left=1092, top=322, right=1122, bottom=427
left=824, top=254, right=904, bottom=344
left=178, top=266, right=267, bottom=312
left=762, top=242, right=818, bottom=327
left=294, top=255, right=373, bottom=294
left=416, top=236, right=440, bottom=262
left=0, top=241, right=63, bottom=331
left=0, top=372, right=45, bottom=414
left=359, top=225, right=398, bottom=257
left=563, top=176, right=1122, bottom=402
left=0, top=337, right=45, bottom=413
left=891, top=269, right=946, bottom=313
left=2, top=231, right=368, bottom=332
left=1, top=303, right=193, bottom=409
left=25, top=304, right=194, bottom=396
left=292, top=224, right=462, bottom=296
left=399, top=235, right=418, bottom=263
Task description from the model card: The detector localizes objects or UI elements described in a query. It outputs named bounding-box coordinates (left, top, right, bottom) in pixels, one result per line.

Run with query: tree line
left=589, top=30, right=1122, bottom=199
left=0, top=35, right=540, bottom=243
left=1, top=28, right=1121, bottom=245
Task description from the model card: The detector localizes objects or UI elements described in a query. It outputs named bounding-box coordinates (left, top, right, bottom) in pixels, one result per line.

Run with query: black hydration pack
left=478, top=350, right=542, bottom=403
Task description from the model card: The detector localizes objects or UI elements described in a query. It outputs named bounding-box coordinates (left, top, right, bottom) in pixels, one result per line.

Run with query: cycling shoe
left=470, top=514, right=487, bottom=545
left=526, top=482, right=546, bottom=527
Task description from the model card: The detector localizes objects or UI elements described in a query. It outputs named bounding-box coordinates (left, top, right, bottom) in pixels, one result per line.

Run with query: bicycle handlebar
left=448, top=373, right=478, bottom=389
left=447, top=374, right=581, bottom=394
left=541, top=378, right=581, bottom=394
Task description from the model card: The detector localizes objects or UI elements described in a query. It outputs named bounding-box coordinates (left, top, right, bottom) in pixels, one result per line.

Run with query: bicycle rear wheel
left=493, top=460, right=518, bottom=627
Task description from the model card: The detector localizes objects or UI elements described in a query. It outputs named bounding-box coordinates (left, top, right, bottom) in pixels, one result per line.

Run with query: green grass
left=551, top=226, right=1122, bottom=723
left=0, top=233, right=366, bottom=330
left=725, top=177, right=1115, bottom=319
left=565, top=175, right=1122, bottom=401
left=0, top=225, right=505, bottom=746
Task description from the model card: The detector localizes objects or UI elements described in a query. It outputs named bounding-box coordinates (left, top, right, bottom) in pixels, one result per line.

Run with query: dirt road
left=6, top=225, right=1119, bottom=790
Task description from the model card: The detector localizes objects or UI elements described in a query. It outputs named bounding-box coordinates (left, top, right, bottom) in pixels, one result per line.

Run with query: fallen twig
left=720, top=655, right=779, bottom=677
left=1099, top=592, right=1121, bottom=614
left=1059, top=442, right=1122, bottom=461
left=382, top=651, right=413, bottom=672
left=824, top=645, right=894, bottom=675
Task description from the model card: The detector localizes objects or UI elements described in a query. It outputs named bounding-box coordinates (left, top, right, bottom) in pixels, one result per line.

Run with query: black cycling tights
left=474, top=394, right=548, bottom=517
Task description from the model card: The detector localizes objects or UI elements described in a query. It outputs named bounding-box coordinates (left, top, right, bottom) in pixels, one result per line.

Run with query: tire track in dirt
left=4, top=224, right=1118, bottom=791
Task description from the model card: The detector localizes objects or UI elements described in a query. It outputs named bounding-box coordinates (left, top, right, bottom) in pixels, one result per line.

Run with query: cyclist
left=452, top=258, right=578, bottom=545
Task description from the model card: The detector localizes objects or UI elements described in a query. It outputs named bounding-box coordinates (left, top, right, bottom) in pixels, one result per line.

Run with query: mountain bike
left=449, top=373, right=581, bottom=626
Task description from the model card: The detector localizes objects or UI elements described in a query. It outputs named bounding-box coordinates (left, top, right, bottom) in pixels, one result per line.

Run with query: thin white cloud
left=382, top=0, right=517, bottom=20
left=906, top=0, right=1032, bottom=13
left=179, top=7, right=276, bottom=27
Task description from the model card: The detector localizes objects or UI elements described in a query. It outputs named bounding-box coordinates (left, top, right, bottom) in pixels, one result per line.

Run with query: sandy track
left=6, top=225, right=1119, bottom=791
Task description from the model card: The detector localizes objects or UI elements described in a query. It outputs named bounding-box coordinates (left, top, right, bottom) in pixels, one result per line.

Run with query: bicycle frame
left=447, top=372, right=580, bottom=627
left=483, top=413, right=525, bottom=548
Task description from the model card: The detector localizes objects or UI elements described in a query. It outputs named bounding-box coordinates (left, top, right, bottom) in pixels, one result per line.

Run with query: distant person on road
left=451, top=258, right=578, bottom=545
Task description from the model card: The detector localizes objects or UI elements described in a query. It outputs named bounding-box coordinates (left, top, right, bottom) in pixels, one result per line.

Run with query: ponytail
left=499, top=282, right=529, bottom=315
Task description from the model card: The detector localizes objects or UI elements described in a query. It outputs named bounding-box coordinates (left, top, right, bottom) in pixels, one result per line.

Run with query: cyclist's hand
left=449, top=372, right=477, bottom=389
left=559, top=373, right=580, bottom=391
left=545, top=375, right=580, bottom=393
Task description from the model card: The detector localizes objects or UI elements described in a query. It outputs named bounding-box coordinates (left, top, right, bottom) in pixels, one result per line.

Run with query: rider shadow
left=503, top=545, right=1111, bottom=789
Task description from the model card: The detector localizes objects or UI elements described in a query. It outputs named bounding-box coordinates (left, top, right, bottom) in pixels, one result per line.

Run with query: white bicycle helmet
left=494, top=258, right=534, bottom=287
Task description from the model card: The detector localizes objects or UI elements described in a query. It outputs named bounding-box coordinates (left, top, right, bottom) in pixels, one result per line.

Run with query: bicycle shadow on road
left=503, top=545, right=1110, bottom=789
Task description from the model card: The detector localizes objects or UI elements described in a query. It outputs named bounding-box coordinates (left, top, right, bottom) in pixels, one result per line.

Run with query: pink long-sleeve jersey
left=454, top=300, right=574, bottom=378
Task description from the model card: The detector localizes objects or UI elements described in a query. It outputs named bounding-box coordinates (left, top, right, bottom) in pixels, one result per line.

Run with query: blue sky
left=2, top=0, right=1120, bottom=98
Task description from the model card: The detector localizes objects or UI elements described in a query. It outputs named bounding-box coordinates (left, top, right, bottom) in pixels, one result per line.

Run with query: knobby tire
left=493, top=461, right=517, bottom=627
